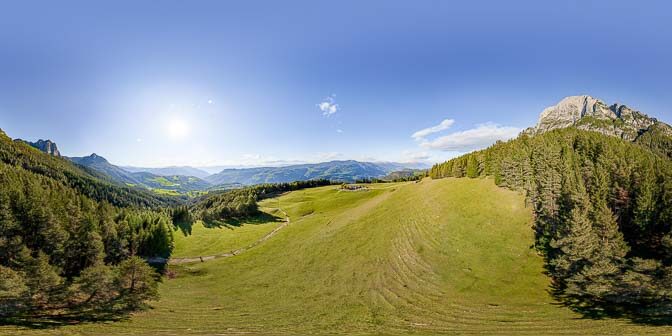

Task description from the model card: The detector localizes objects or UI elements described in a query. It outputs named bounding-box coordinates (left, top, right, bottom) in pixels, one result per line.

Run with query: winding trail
left=149, top=208, right=290, bottom=265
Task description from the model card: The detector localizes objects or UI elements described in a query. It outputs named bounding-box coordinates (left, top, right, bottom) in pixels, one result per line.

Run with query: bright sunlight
left=165, top=117, right=190, bottom=139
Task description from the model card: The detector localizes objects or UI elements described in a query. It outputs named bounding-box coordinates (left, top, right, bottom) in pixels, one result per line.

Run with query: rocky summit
left=525, top=95, right=672, bottom=141
left=15, top=138, right=61, bottom=156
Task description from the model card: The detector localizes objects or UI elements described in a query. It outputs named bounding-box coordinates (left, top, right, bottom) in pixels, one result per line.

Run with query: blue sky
left=0, top=1, right=671, bottom=167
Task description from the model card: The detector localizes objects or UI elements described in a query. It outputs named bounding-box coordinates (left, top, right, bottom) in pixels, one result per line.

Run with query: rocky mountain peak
left=527, top=95, right=669, bottom=141
left=15, top=139, right=61, bottom=156
left=80, top=153, right=109, bottom=164
left=536, top=95, right=616, bottom=131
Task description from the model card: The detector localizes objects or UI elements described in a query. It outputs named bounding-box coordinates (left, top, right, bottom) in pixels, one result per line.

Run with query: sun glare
left=166, top=118, right=190, bottom=139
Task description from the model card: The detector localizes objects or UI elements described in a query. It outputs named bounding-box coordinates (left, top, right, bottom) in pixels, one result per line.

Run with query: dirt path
left=148, top=208, right=290, bottom=265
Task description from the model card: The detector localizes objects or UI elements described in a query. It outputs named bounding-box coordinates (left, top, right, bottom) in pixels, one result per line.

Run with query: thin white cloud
left=317, top=95, right=339, bottom=117
left=243, top=153, right=261, bottom=160
left=316, top=152, right=342, bottom=160
left=402, top=150, right=431, bottom=162
left=412, top=119, right=455, bottom=140
left=336, top=129, right=343, bottom=133
left=420, top=123, right=520, bottom=152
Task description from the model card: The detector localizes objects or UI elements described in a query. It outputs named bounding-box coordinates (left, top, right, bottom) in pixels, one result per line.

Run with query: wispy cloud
left=316, top=152, right=342, bottom=160
left=420, top=123, right=520, bottom=152
left=402, top=150, right=431, bottom=161
left=411, top=119, right=455, bottom=140
left=317, top=95, right=339, bottom=117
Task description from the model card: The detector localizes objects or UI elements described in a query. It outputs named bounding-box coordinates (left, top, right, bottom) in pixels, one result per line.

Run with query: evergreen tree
left=0, top=265, right=28, bottom=315
left=466, top=155, right=479, bottom=178
left=20, top=250, right=63, bottom=308
left=632, top=165, right=656, bottom=233
left=550, top=174, right=598, bottom=282
left=73, top=263, right=116, bottom=306
left=115, top=256, right=159, bottom=308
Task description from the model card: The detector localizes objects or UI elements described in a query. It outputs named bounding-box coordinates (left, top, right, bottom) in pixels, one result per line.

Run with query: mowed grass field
left=4, top=178, right=672, bottom=335
left=171, top=211, right=284, bottom=258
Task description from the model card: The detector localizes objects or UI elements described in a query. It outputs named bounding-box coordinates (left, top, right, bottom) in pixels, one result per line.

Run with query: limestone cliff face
left=15, top=139, right=61, bottom=156
left=525, top=95, right=671, bottom=141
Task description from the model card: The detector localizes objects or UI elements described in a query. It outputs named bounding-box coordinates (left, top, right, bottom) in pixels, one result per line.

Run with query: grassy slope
left=171, top=214, right=284, bottom=258
left=5, top=179, right=672, bottom=335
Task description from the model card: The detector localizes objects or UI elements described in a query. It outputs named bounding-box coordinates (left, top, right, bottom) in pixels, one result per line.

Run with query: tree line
left=430, top=128, right=672, bottom=316
left=191, top=179, right=334, bottom=222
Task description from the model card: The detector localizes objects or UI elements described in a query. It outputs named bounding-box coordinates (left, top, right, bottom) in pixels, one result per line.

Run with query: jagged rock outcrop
left=524, top=95, right=672, bottom=141
left=15, top=139, right=61, bottom=156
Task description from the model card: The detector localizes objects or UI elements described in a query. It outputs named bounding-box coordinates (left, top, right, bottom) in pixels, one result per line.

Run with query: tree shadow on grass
left=533, top=241, right=672, bottom=327
left=173, top=211, right=282, bottom=236
left=173, top=218, right=194, bottom=236
left=0, top=301, right=148, bottom=330
left=202, top=211, right=283, bottom=229
left=549, top=295, right=672, bottom=326
left=544, top=272, right=672, bottom=326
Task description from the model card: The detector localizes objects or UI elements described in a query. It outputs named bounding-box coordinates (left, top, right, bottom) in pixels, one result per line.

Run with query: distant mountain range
left=121, top=166, right=211, bottom=179
left=69, top=154, right=211, bottom=195
left=204, top=160, right=428, bottom=185
left=16, top=142, right=428, bottom=195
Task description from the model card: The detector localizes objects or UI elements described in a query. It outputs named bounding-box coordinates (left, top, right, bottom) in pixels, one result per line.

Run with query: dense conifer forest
left=0, top=130, right=174, bottom=319
left=430, top=127, right=672, bottom=316
left=0, top=131, right=179, bottom=209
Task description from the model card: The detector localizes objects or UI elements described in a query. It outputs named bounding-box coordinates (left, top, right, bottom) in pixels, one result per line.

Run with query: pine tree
left=20, top=249, right=63, bottom=308
left=62, top=213, right=105, bottom=277
left=0, top=265, right=28, bottom=315
left=73, top=263, right=116, bottom=306
left=592, top=200, right=629, bottom=259
left=0, top=187, right=22, bottom=266
left=115, top=256, right=159, bottom=308
left=568, top=201, right=628, bottom=302
left=632, top=165, right=656, bottom=233
left=550, top=181, right=599, bottom=283
left=466, top=155, right=479, bottom=178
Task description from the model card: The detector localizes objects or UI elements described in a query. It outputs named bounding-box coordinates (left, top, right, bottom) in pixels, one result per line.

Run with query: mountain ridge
left=122, top=165, right=211, bottom=179
left=69, top=153, right=212, bottom=194
left=14, top=138, right=61, bottom=156
left=524, top=95, right=672, bottom=141
left=204, top=160, right=428, bottom=186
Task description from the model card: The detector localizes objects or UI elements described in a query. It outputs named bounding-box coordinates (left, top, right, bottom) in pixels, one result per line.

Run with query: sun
left=166, top=118, right=190, bottom=139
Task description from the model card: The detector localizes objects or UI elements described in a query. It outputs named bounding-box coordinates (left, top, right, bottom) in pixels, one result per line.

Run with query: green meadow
left=4, top=178, right=672, bottom=335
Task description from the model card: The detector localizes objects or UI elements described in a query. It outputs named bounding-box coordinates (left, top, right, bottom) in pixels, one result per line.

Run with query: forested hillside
left=0, top=133, right=178, bottom=208
left=0, top=129, right=174, bottom=320
left=430, top=127, right=672, bottom=316
left=70, top=154, right=211, bottom=195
